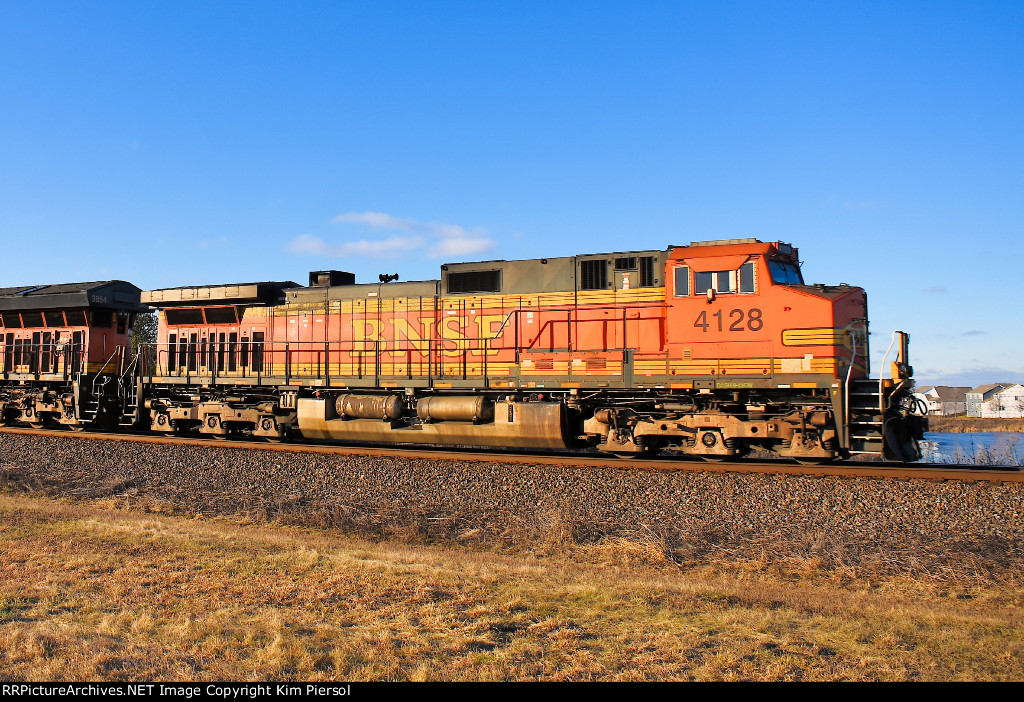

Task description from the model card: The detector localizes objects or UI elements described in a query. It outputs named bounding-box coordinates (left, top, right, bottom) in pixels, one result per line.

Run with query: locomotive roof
left=0, top=280, right=146, bottom=312
left=669, top=239, right=795, bottom=259
left=439, top=247, right=669, bottom=268
left=436, top=248, right=671, bottom=296
left=145, top=238, right=800, bottom=306
left=141, top=281, right=300, bottom=306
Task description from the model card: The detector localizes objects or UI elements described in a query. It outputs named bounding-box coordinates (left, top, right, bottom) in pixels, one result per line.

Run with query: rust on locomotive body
left=127, top=238, right=926, bottom=462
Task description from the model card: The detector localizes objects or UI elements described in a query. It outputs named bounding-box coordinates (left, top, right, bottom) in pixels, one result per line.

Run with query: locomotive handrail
left=139, top=332, right=789, bottom=387
left=489, top=309, right=519, bottom=340
left=878, top=331, right=899, bottom=415
left=845, top=331, right=858, bottom=431
left=43, top=336, right=706, bottom=390
left=120, top=353, right=138, bottom=384
left=90, top=346, right=124, bottom=405
left=0, top=340, right=66, bottom=377
left=93, top=347, right=122, bottom=379
left=143, top=337, right=672, bottom=381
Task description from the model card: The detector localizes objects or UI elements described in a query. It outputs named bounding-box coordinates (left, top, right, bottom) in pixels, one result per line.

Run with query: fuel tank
left=297, top=397, right=569, bottom=449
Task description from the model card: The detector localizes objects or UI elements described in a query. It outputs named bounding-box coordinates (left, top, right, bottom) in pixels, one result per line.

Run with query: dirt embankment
left=927, top=417, right=1024, bottom=433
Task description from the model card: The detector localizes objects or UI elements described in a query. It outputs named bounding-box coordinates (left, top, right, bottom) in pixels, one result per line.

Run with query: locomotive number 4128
left=694, top=308, right=763, bottom=332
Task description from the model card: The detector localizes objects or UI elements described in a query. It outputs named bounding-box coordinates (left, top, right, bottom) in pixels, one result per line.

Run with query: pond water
left=919, top=432, right=1024, bottom=465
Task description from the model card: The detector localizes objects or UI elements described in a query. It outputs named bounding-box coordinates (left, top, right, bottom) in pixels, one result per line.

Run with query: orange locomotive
left=139, top=238, right=926, bottom=462
left=0, top=281, right=147, bottom=430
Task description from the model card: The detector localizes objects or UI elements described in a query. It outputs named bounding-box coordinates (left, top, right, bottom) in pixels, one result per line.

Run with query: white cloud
left=332, top=211, right=484, bottom=243
left=428, top=236, right=496, bottom=259
left=289, top=211, right=496, bottom=261
left=332, top=212, right=418, bottom=230
left=287, top=233, right=424, bottom=259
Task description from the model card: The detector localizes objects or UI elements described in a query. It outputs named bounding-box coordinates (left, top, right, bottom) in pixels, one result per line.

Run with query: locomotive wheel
left=69, top=424, right=87, bottom=432
left=260, top=418, right=287, bottom=443
left=265, top=430, right=295, bottom=443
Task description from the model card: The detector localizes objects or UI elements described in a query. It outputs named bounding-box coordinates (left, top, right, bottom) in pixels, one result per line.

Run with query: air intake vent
left=639, top=256, right=656, bottom=287
left=447, top=270, right=501, bottom=294
left=580, top=260, right=608, bottom=290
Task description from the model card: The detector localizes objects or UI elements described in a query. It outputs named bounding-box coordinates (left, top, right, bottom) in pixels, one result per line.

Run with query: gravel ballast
left=1, top=432, right=1022, bottom=577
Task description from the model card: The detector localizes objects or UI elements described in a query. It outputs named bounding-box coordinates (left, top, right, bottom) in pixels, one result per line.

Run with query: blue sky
left=1, top=1, right=1021, bottom=386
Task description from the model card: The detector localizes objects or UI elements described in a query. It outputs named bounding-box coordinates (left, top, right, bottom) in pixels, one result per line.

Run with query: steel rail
left=0, top=426, right=1020, bottom=483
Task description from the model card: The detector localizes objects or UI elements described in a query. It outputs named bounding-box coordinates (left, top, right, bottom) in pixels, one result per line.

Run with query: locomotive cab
left=666, top=239, right=866, bottom=386
left=649, top=239, right=922, bottom=461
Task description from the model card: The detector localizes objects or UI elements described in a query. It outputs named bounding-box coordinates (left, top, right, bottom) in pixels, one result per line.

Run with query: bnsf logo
left=346, top=314, right=507, bottom=356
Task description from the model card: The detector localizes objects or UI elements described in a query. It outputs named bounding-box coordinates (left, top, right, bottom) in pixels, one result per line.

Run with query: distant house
left=913, top=386, right=935, bottom=415
left=967, top=384, right=1010, bottom=417
left=912, top=386, right=971, bottom=416
left=980, top=384, right=1024, bottom=418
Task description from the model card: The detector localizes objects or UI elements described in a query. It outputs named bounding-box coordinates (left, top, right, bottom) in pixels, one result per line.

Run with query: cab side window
left=673, top=266, right=690, bottom=297
left=739, top=261, right=756, bottom=293
left=694, top=270, right=732, bottom=294
left=693, top=261, right=757, bottom=295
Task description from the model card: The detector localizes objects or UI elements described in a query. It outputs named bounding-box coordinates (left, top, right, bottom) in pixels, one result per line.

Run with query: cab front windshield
left=768, top=260, right=803, bottom=284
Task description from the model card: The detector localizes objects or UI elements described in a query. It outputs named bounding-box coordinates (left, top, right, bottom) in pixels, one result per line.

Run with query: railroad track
left=2, top=426, right=1020, bottom=483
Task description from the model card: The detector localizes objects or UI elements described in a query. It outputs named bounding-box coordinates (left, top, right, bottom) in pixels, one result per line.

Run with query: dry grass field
left=1, top=492, right=1022, bottom=682
left=928, top=417, right=1024, bottom=434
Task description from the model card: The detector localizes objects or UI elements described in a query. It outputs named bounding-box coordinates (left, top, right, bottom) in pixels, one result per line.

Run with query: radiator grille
left=580, top=260, right=608, bottom=290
